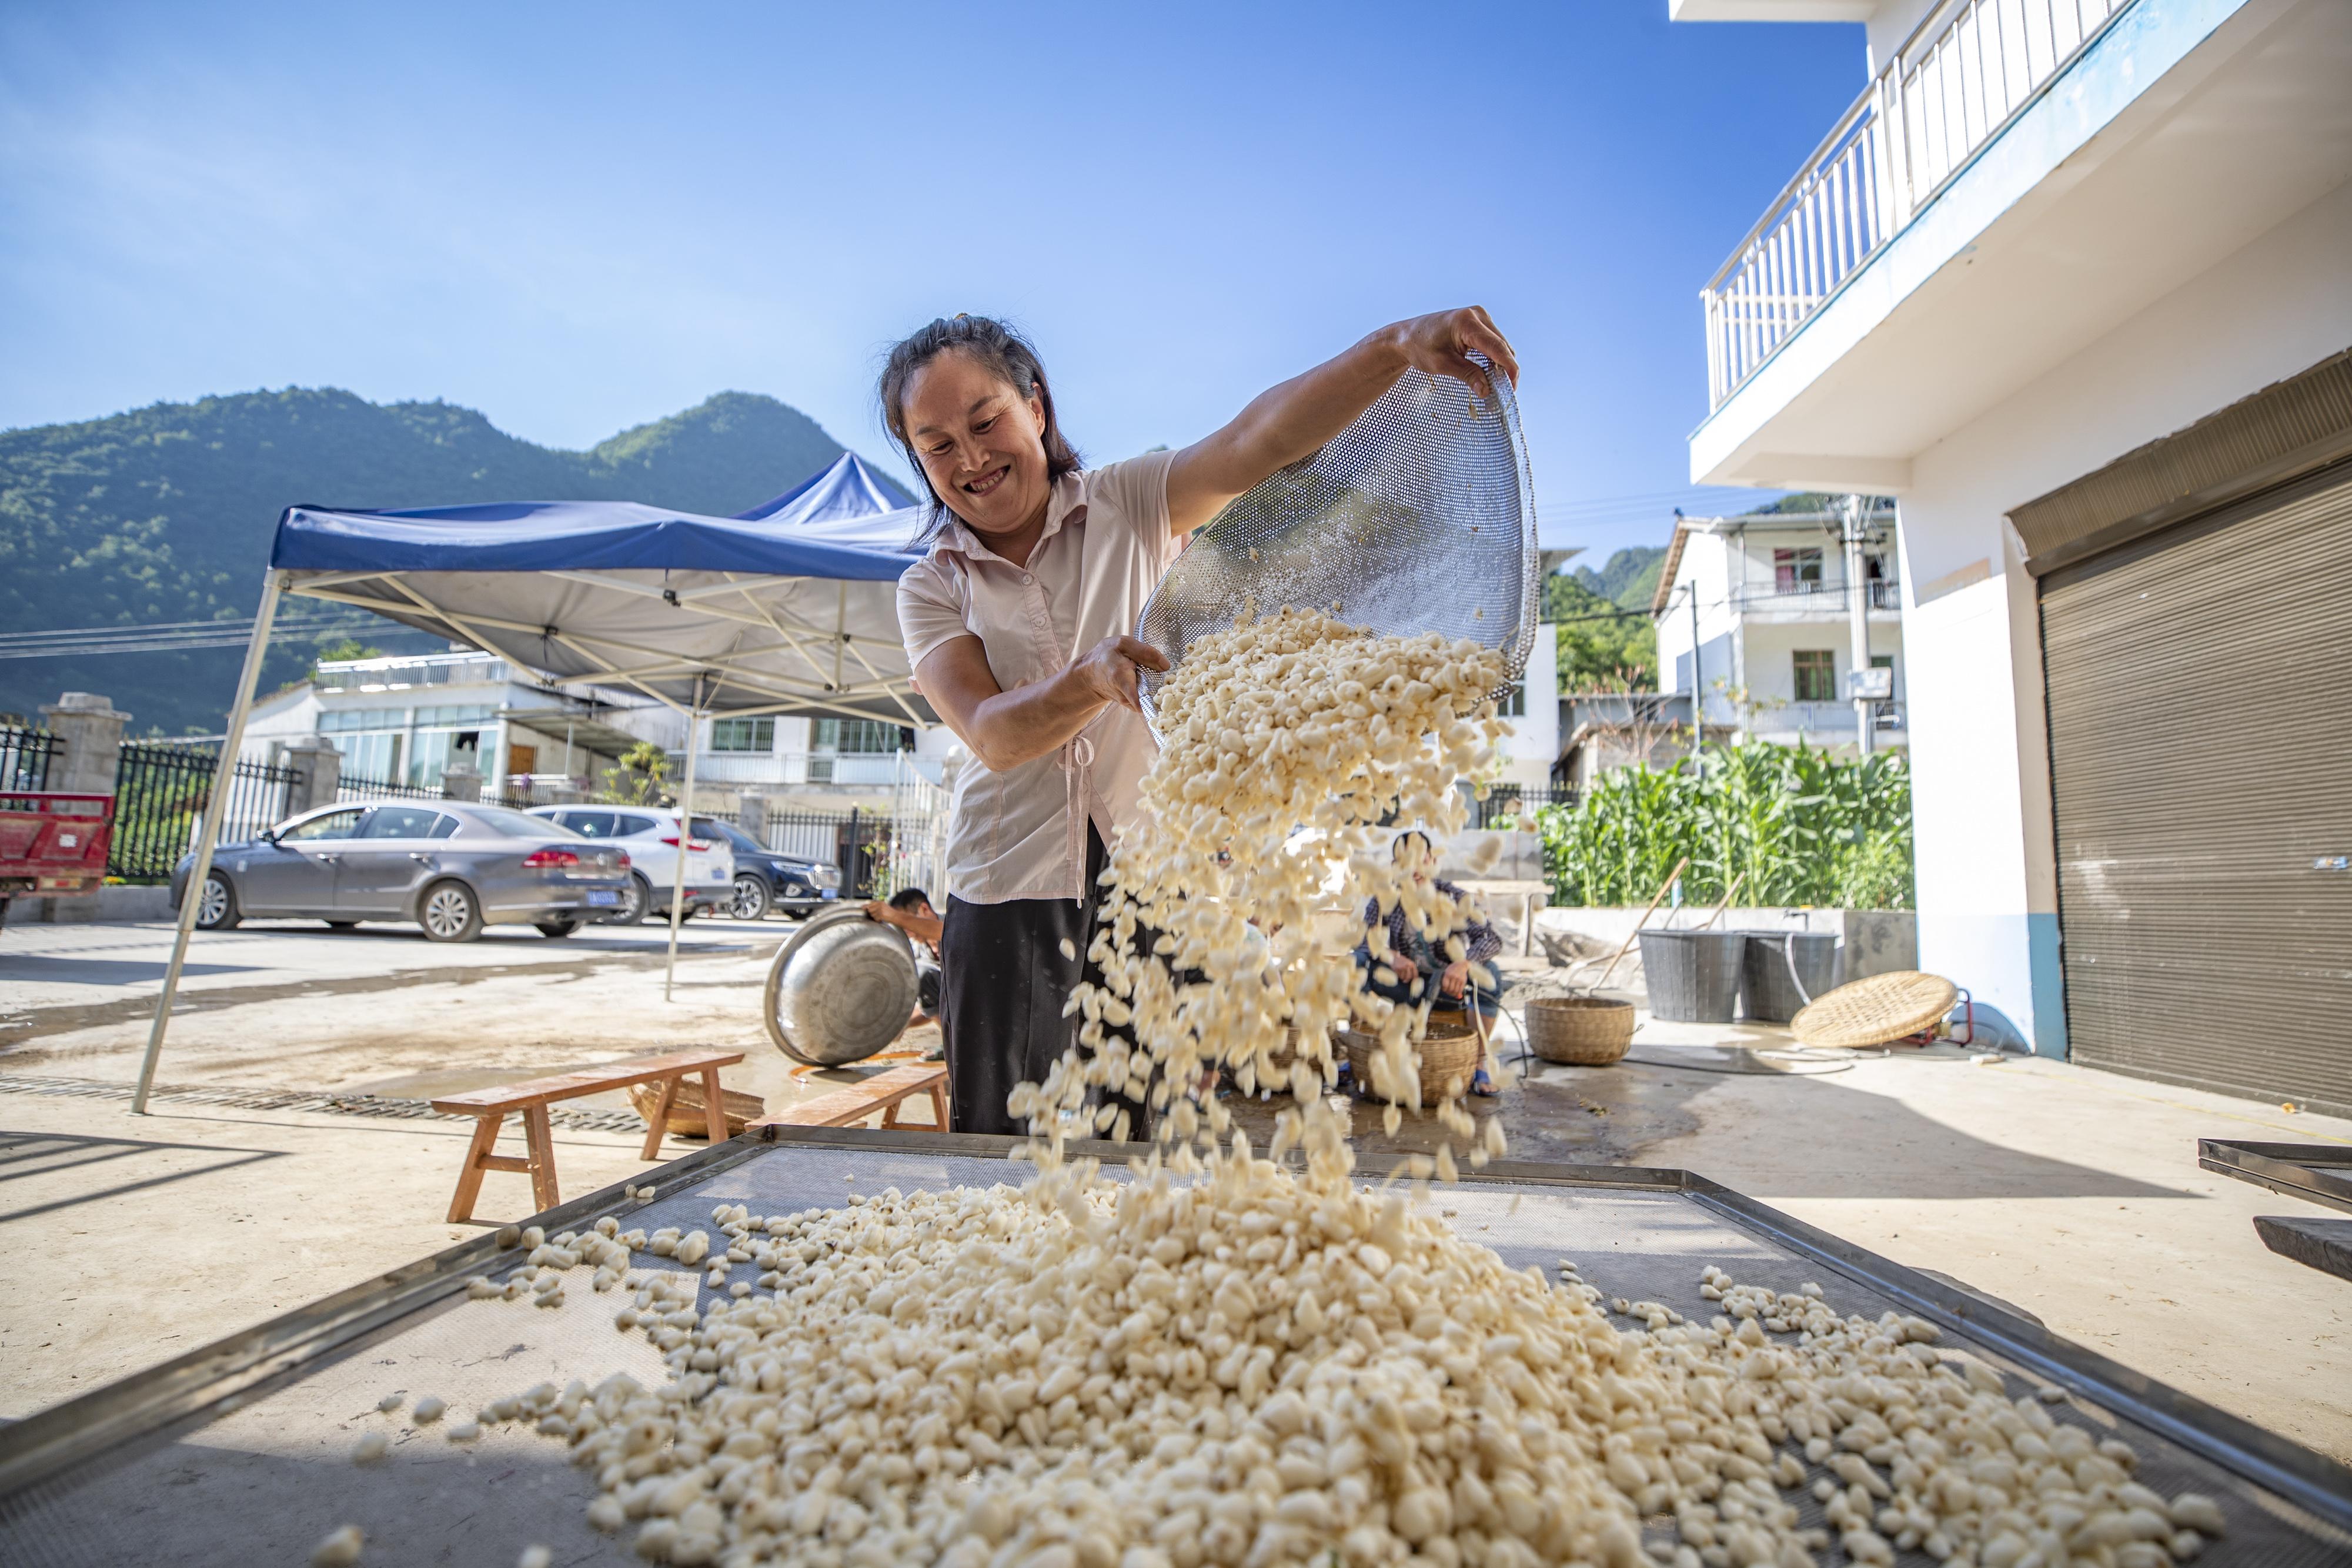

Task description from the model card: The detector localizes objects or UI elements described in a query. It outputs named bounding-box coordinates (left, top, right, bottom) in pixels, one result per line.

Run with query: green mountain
left=0, top=388, right=912, bottom=735
left=1571, top=545, right=1667, bottom=610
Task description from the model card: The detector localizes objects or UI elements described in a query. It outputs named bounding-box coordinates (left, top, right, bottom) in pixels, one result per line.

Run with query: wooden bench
left=756, top=1062, right=948, bottom=1134
left=431, top=1047, right=745, bottom=1223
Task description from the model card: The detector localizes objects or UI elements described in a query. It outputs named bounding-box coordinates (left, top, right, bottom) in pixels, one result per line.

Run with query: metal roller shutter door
left=2040, top=459, right=2352, bottom=1116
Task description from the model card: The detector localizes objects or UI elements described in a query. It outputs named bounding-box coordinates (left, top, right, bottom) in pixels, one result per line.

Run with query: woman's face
left=900, top=350, right=1053, bottom=539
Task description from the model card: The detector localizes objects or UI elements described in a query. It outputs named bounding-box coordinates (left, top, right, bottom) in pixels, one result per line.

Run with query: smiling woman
left=881, top=307, right=1518, bottom=1136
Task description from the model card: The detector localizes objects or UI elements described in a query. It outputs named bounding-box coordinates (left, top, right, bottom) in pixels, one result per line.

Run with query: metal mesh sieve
left=1135, top=354, right=1539, bottom=734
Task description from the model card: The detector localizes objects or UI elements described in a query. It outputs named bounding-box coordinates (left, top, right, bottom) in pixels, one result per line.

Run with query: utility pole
left=1840, top=494, right=1875, bottom=758
left=1686, top=579, right=1705, bottom=774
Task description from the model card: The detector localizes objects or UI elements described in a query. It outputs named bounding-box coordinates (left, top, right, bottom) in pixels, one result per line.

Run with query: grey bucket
left=1638, top=930, right=1748, bottom=1024
left=1736, top=931, right=1839, bottom=1023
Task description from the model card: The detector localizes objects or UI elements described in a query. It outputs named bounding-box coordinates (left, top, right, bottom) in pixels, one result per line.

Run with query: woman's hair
left=878, top=315, right=1082, bottom=544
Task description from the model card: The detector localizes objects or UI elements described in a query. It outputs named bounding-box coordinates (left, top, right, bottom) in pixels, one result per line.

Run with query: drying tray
left=2197, top=1138, right=2352, bottom=1216
left=2, top=1127, right=2348, bottom=1566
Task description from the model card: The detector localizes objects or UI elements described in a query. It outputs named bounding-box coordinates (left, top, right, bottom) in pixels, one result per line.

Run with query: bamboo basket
left=1524, top=995, right=1635, bottom=1065
left=626, top=1079, right=766, bottom=1141
left=1338, top=1012, right=1482, bottom=1106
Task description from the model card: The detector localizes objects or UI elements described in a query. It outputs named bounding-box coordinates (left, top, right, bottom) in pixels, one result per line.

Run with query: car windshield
left=470, top=806, right=582, bottom=837
left=695, top=819, right=757, bottom=852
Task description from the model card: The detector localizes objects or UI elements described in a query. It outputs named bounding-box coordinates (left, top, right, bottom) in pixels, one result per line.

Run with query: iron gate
left=110, top=742, right=305, bottom=882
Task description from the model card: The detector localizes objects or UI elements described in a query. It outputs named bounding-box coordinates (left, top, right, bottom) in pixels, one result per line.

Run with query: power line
left=0, top=611, right=393, bottom=660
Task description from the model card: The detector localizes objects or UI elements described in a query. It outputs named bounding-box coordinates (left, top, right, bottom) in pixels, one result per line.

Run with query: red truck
left=0, top=793, right=113, bottom=927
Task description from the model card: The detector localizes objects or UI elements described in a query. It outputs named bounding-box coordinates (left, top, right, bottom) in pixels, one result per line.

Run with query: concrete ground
left=2, top=916, right=2347, bottom=1469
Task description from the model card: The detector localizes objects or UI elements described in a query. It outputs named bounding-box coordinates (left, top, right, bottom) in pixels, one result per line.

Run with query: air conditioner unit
left=1846, top=667, right=1894, bottom=700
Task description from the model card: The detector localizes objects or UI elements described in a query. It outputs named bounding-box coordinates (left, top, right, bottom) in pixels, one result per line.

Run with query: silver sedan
left=171, top=802, right=632, bottom=942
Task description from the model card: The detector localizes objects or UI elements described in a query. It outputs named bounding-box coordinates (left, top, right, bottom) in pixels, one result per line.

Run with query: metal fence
left=1, top=726, right=59, bottom=792
left=336, top=771, right=443, bottom=805
left=109, top=741, right=305, bottom=882
left=1703, top=0, right=2134, bottom=406
left=1472, top=787, right=1574, bottom=828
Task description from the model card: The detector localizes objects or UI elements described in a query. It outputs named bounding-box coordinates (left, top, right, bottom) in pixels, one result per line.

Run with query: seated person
left=863, top=887, right=942, bottom=1032
left=1354, top=830, right=1506, bottom=1094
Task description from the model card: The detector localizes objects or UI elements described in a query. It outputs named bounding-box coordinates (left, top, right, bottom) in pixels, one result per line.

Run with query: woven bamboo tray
left=1790, top=971, right=1958, bottom=1049
left=1524, top=995, right=1635, bottom=1065
left=1339, top=1012, right=1482, bottom=1105
left=626, top=1079, right=766, bottom=1140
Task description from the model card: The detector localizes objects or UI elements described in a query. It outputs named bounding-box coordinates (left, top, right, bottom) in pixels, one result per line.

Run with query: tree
left=1545, top=574, right=1656, bottom=689
left=599, top=741, right=674, bottom=805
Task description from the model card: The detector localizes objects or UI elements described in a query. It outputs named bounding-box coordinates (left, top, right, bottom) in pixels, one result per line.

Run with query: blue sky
left=0, top=1, right=1862, bottom=561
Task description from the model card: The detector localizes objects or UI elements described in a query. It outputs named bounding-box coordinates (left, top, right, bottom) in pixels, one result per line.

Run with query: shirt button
left=1021, top=574, right=1034, bottom=585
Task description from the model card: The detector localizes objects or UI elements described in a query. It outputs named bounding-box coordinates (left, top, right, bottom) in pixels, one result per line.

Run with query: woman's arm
left=1164, top=307, right=1518, bottom=536
left=917, top=631, right=1171, bottom=773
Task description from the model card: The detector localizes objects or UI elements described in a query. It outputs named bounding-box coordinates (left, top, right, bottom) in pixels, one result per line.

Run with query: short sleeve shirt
left=897, top=450, right=1181, bottom=904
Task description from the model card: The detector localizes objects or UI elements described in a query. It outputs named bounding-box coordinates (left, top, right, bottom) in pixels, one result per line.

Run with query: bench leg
left=447, top=1113, right=505, bottom=1224
left=640, top=1076, right=678, bottom=1161
left=700, top=1067, right=729, bottom=1144
left=522, top=1103, right=560, bottom=1215
left=880, top=1094, right=902, bottom=1130
left=928, top=1081, right=950, bottom=1132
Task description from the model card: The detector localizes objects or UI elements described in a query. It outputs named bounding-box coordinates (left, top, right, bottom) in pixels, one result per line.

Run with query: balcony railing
left=1703, top=0, right=2135, bottom=408
left=1731, top=580, right=1903, bottom=611
left=680, top=750, right=943, bottom=789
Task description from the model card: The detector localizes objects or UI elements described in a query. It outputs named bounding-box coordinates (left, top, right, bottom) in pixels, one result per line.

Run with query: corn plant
left=1535, top=742, right=1913, bottom=909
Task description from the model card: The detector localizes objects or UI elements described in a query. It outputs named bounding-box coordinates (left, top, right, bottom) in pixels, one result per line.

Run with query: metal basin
left=763, top=905, right=917, bottom=1066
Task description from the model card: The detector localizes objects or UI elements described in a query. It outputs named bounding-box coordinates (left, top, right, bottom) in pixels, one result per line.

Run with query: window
left=359, top=807, right=449, bottom=839
left=278, top=808, right=366, bottom=842
left=1500, top=681, right=1526, bottom=717
left=1792, top=650, right=1837, bottom=702
left=1773, top=548, right=1824, bottom=594
left=613, top=814, right=658, bottom=837
left=812, top=719, right=910, bottom=754
left=711, top=717, right=776, bottom=753
left=559, top=810, right=617, bottom=838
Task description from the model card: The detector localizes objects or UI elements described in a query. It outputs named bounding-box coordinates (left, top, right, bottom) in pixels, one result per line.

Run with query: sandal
left=1469, top=1065, right=1501, bottom=1099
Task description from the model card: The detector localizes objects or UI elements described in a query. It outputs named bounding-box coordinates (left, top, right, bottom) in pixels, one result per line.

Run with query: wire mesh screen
left=1137, top=356, right=1538, bottom=733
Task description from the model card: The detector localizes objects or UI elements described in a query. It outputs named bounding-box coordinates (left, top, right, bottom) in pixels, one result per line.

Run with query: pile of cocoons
left=435, top=617, right=2223, bottom=1566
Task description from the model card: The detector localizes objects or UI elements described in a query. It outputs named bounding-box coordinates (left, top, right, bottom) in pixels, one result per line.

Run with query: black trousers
left=938, top=827, right=1112, bottom=1137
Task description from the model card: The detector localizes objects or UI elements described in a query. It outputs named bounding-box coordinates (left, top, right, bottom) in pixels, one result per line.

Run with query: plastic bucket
left=1637, top=930, right=1748, bottom=1024
left=1736, top=931, right=1839, bottom=1022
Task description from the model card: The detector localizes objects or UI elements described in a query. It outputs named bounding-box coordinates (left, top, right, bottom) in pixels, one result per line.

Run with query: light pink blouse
left=896, top=451, right=1180, bottom=904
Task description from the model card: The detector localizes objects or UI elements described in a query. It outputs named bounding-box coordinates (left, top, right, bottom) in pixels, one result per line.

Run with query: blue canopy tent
left=731, top=453, right=926, bottom=554
left=134, top=494, right=936, bottom=1111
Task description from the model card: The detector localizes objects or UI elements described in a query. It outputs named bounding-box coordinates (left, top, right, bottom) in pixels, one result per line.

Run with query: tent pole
left=664, top=680, right=703, bottom=1002
left=133, top=569, right=286, bottom=1114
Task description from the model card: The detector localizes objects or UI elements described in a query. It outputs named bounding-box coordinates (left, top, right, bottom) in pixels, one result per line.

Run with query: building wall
left=1496, top=621, right=1559, bottom=791
left=1898, top=172, right=2352, bottom=1056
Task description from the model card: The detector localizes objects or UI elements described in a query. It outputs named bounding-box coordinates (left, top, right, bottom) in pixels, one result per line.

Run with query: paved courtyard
left=1, top=915, right=2346, bottom=1465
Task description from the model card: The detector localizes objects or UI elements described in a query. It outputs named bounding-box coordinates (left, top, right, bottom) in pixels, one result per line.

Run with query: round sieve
left=1135, top=354, right=1539, bottom=735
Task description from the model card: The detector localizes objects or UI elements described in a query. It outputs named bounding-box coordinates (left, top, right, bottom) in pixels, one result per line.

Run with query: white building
left=242, top=650, right=679, bottom=798
left=1651, top=504, right=1906, bottom=748
left=1675, top=0, right=2351, bottom=1112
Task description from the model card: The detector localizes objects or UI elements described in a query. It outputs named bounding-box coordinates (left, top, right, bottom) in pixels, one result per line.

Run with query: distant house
left=241, top=650, right=678, bottom=799
left=1675, top=0, right=2352, bottom=1108
left=1650, top=504, right=1905, bottom=750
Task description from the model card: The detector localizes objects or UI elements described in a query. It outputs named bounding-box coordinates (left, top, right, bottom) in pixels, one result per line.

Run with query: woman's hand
left=1071, top=635, right=1170, bottom=714
left=1390, top=955, right=1420, bottom=985
left=1393, top=307, right=1519, bottom=399
left=1440, top=958, right=1472, bottom=999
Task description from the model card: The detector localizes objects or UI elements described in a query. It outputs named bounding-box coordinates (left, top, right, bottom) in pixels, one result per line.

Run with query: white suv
left=524, top=807, right=733, bottom=925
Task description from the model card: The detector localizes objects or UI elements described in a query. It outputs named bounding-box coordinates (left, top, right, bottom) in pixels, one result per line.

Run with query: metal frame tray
left=3, top=1128, right=2348, bottom=1564
left=2199, top=1137, right=2352, bottom=1216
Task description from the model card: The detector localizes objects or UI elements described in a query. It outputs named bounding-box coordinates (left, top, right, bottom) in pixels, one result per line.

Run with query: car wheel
left=535, top=920, right=580, bottom=939
left=196, top=872, right=240, bottom=931
left=419, top=880, right=483, bottom=943
left=730, top=875, right=770, bottom=922
left=601, top=873, right=651, bottom=926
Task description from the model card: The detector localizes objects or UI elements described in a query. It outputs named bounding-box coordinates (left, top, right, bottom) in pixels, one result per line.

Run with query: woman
left=888, top=309, right=1517, bottom=1135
